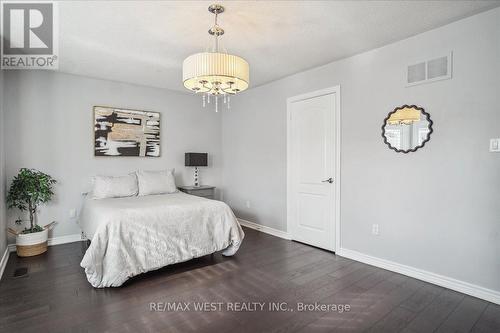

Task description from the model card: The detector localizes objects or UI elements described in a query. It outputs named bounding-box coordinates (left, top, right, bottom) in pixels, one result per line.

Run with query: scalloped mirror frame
left=382, top=105, right=433, bottom=154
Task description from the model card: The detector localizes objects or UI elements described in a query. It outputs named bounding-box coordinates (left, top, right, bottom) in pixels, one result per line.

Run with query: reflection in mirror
left=382, top=105, right=433, bottom=153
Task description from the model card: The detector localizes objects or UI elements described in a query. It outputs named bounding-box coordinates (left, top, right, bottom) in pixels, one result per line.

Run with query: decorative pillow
left=92, top=173, right=138, bottom=199
left=136, top=169, right=177, bottom=196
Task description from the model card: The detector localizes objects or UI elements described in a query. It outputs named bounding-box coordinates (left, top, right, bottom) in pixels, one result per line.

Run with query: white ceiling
left=58, top=0, right=500, bottom=92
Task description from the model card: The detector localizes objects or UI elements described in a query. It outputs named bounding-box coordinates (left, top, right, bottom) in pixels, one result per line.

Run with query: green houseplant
left=7, top=168, right=57, bottom=256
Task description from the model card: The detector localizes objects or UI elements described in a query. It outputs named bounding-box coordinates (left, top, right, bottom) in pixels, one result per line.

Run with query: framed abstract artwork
left=94, top=106, right=160, bottom=157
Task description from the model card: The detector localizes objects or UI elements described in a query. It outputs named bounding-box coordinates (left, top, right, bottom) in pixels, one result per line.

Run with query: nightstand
left=178, top=185, right=216, bottom=199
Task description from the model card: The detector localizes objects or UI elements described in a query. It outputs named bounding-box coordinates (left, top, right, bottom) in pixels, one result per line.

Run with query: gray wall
left=0, top=70, right=7, bottom=256
left=2, top=6, right=498, bottom=294
left=4, top=71, right=222, bottom=240
left=222, top=8, right=500, bottom=292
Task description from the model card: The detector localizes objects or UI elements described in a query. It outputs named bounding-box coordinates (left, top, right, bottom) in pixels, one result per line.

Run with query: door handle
left=322, top=178, right=334, bottom=184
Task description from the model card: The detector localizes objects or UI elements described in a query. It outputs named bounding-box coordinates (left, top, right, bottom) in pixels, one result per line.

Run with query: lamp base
left=193, top=167, right=199, bottom=187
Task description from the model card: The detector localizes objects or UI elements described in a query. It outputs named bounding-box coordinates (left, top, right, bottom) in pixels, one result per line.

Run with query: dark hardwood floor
left=1, top=227, right=498, bottom=333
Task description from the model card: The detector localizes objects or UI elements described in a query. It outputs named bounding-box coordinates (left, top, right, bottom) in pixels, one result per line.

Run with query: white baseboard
left=0, top=246, right=10, bottom=281
left=237, top=218, right=291, bottom=240
left=48, top=233, right=84, bottom=246
left=7, top=233, right=85, bottom=253
left=8, top=243, right=15, bottom=252
left=337, top=248, right=500, bottom=305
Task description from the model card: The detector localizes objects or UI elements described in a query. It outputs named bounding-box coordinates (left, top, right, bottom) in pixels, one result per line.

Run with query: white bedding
left=79, top=192, right=244, bottom=288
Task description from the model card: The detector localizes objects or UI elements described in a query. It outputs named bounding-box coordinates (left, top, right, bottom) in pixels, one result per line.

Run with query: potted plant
left=7, top=168, right=57, bottom=257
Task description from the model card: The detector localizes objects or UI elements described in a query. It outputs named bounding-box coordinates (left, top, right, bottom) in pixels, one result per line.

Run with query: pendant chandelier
left=182, top=4, right=249, bottom=112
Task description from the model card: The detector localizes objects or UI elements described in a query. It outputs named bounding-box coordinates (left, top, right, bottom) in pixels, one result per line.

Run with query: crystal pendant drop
left=202, top=94, right=206, bottom=107
left=215, top=95, right=219, bottom=112
left=227, top=95, right=231, bottom=109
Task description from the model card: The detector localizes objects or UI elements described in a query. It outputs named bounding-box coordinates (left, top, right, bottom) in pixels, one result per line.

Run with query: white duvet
left=79, top=192, right=244, bottom=288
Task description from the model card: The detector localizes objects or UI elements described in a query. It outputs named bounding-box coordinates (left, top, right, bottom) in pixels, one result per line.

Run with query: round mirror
left=382, top=105, right=433, bottom=153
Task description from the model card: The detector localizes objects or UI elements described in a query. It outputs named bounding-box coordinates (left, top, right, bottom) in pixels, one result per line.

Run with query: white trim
left=238, top=218, right=291, bottom=240
left=286, top=85, right=342, bottom=252
left=48, top=233, right=84, bottom=246
left=337, top=248, right=500, bottom=305
left=7, top=233, right=85, bottom=253
left=0, top=246, right=10, bottom=281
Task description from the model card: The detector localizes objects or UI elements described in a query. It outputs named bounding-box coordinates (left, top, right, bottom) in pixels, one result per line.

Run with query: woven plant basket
left=15, top=228, right=49, bottom=257
left=17, top=241, right=48, bottom=257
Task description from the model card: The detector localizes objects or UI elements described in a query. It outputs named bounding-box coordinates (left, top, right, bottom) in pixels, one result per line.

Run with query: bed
left=79, top=192, right=244, bottom=288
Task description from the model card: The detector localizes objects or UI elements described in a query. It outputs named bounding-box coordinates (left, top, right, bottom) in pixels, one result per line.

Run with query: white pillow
left=92, top=173, right=138, bottom=199
left=136, top=169, right=177, bottom=196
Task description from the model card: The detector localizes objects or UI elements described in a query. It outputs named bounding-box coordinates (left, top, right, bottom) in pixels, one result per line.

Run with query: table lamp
left=185, top=152, right=208, bottom=187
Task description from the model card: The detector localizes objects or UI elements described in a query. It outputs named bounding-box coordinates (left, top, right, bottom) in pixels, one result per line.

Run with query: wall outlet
left=490, top=138, right=500, bottom=152
left=245, top=200, right=251, bottom=208
left=69, top=209, right=77, bottom=219
left=372, top=224, right=379, bottom=235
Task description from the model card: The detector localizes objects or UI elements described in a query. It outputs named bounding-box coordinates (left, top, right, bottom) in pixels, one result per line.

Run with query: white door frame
left=286, top=85, right=341, bottom=252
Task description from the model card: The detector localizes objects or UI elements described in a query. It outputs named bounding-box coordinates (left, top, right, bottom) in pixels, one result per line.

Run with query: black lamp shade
left=185, top=152, right=208, bottom=167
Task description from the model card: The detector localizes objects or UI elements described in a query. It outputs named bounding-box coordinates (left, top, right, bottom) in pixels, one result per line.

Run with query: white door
left=288, top=90, right=337, bottom=251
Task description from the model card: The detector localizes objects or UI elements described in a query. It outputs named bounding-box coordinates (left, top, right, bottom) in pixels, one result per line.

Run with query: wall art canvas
left=94, top=106, right=160, bottom=157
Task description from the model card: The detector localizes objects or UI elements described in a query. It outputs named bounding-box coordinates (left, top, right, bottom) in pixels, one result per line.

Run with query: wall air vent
left=408, top=62, right=426, bottom=84
left=406, top=52, right=452, bottom=87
